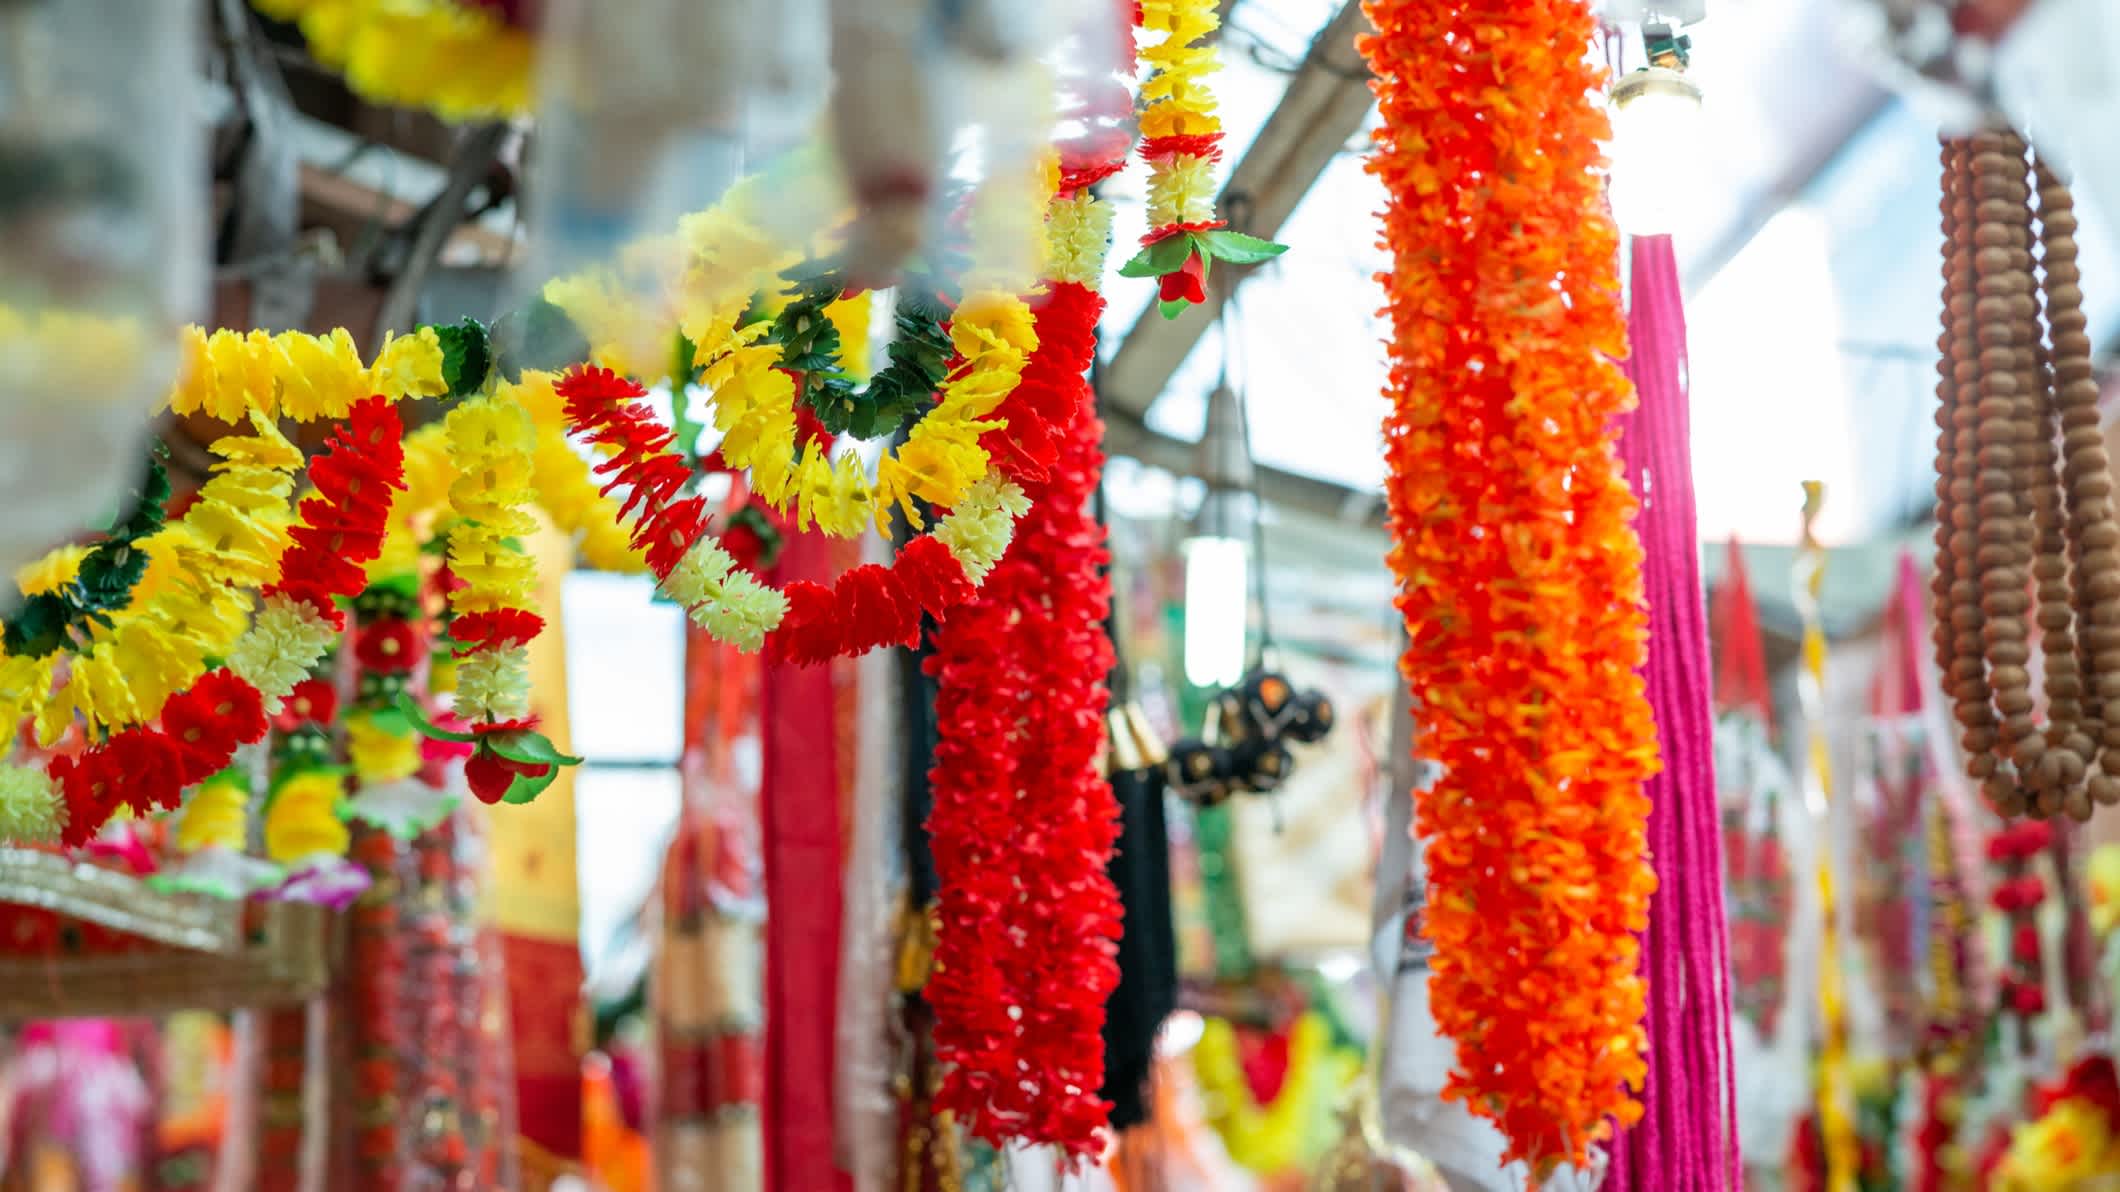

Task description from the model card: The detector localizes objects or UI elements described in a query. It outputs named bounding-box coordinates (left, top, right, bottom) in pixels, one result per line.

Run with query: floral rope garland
left=923, top=183, right=1120, bottom=1155
left=46, top=397, right=406, bottom=847
left=251, top=0, right=535, bottom=121
left=1360, top=0, right=1658, bottom=1170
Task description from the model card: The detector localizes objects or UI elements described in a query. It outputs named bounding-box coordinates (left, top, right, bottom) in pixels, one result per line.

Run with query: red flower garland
left=553, top=367, right=1017, bottom=664
left=52, top=396, right=405, bottom=846
left=925, top=276, right=1121, bottom=1156
left=1362, top=0, right=1658, bottom=1169
left=1987, top=818, right=2052, bottom=1019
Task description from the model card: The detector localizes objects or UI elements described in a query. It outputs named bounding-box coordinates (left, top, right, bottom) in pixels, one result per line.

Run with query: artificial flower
left=169, top=326, right=444, bottom=424
left=161, top=669, right=269, bottom=782
left=934, top=477, right=1030, bottom=584
left=1361, top=0, right=1657, bottom=1167
left=14, top=544, right=88, bottom=597
left=464, top=748, right=548, bottom=806
left=228, top=597, right=339, bottom=708
left=265, top=769, right=349, bottom=864
left=276, top=678, right=339, bottom=732
left=347, top=711, right=423, bottom=785
left=0, top=762, right=64, bottom=845
left=658, top=538, right=788, bottom=652
left=453, top=644, right=531, bottom=722
left=252, top=0, right=534, bottom=121
left=173, top=773, right=250, bottom=854
left=353, top=617, right=420, bottom=672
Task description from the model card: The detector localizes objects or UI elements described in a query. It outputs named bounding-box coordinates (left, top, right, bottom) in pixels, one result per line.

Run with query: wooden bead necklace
left=1932, top=127, right=2120, bottom=822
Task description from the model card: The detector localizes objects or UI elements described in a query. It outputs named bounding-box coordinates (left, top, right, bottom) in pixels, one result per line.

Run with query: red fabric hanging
left=761, top=529, right=853, bottom=1192
left=1714, top=536, right=1774, bottom=730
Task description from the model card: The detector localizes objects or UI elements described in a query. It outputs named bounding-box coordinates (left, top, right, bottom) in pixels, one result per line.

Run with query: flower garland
left=250, top=0, right=535, bottom=121
left=171, top=325, right=447, bottom=424
left=47, top=397, right=405, bottom=847
left=1993, top=1056, right=2120, bottom=1190
left=920, top=162, right=1121, bottom=1152
left=1361, top=0, right=1658, bottom=1170
left=262, top=671, right=370, bottom=909
left=1989, top=819, right=2054, bottom=1018
left=1192, top=1013, right=1360, bottom=1175
left=404, top=394, right=580, bottom=806
left=1123, top=0, right=1286, bottom=315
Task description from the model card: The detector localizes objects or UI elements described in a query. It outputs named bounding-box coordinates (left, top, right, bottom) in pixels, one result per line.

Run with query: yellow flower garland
left=1192, top=1013, right=1360, bottom=1175
left=1138, top=0, right=1225, bottom=231
left=169, top=325, right=447, bottom=423
left=2, top=413, right=305, bottom=743
left=251, top=0, right=535, bottom=121
left=173, top=773, right=249, bottom=854
left=442, top=393, right=540, bottom=721
left=347, top=711, right=423, bottom=784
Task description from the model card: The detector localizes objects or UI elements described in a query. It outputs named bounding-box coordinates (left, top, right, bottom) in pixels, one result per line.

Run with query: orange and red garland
left=1360, top=0, right=1659, bottom=1171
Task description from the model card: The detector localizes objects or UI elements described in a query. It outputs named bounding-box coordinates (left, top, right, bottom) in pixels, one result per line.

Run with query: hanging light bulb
left=1182, top=381, right=1255, bottom=689
left=1608, top=21, right=1706, bottom=237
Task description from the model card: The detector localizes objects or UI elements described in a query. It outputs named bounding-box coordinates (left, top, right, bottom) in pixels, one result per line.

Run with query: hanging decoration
left=1991, top=1055, right=2120, bottom=1190
left=1603, top=232, right=1739, bottom=1190
left=922, top=173, right=1122, bottom=1158
left=1163, top=671, right=1335, bottom=806
left=1124, top=0, right=1287, bottom=316
left=250, top=0, right=536, bottom=121
left=1360, top=0, right=1659, bottom=1169
left=1931, top=129, right=2120, bottom=822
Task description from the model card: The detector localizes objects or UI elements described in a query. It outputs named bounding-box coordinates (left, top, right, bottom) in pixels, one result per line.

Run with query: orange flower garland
left=1361, top=0, right=1659, bottom=1171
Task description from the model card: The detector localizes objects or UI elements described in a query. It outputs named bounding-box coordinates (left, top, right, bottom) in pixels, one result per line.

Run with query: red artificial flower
left=895, top=536, right=976, bottom=617
left=162, top=668, right=269, bottom=782
left=839, top=565, right=920, bottom=652
left=464, top=745, right=551, bottom=805
left=268, top=396, right=406, bottom=625
left=1139, top=132, right=1225, bottom=163
left=51, top=749, right=121, bottom=849
left=354, top=617, right=424, bottom=672
left=2010, top=981, right=2047, bottom=1015
left=772, top=581, right=846, bottom=666
left=276, top=678, right=339, bottom=731
left=1158, top=251, right=1207, bottom=306
left=2013, top=922, right=2043, bottom=964
left=444, top=609, right=542, bottom=654
left=102, top=728, right=187, bottom=817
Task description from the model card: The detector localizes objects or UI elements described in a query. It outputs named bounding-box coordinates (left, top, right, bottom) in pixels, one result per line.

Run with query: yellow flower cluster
left=1995, top=1098, right=2120, bottom=1191
left=227, top=595, right=338, bottom=709
left=0, top=306, right=147, bottom=402
left=169, top=326, right=447, bottom=424
left=875, top=292, right=1037, bottom=530
left=2, top=414, right=304, bottom=743
left=933, top=476, right=1029, bottom=584
left=1146, top=153, right=1218, bottom=230
left=174, top=774, right=249, bottom=853
left=1046, top=193, right=1115, bottom=289
left=1139, top=0, right=1224, bottom=139
left=264, top=770, right=349, bottom=864
left=1192, top=1013, right=1359, bottom=1175
left=252, top=0, right=534, bottom=121
left=373, top=422, right=457, bottom=581
left=443, top=394, right=540, bottom=721
left=0, top=762, right=63, bottom=846
left=347, top=711, right=423, bottom=785
left=658, top=538, right=788, bottom=653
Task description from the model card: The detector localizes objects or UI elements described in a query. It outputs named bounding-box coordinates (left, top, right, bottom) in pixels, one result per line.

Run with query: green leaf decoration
left=484, top=729, right=583, bottom=769
left=490, top=299, right=589, bottom=382
left=361, top=704, right=415, bottom=737
left=501, top=765, right=561, bottom=804
left=770, top=280, right=849, bottom=376
left=2, top=451, right=172, bottom=657
left=1197, top=229, right=1290, bottom=266
left=1118, top=235, right=1197, bottom=280
left=391, top=693, right=482, bottom=743
left=434, top=317, right=493, bottom=397
left=2, top=595, right=68, bottom=658
left=1159, top=298, right=1192, bottom=320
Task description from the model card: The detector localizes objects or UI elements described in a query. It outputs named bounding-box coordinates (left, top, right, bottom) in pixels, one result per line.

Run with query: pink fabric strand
left=1605, top=233, right=1742, bottom=1191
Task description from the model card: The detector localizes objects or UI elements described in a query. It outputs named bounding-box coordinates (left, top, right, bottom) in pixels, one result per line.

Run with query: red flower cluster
left=925, top=278, right=1121, bottom=1156
left=447, top=608, right=545, bottom=653
left=1986, top=818, right=2050, bottom=1021
left=1362, top=0, right=1658, bottom=1168
left=276, top=678, right=338, bottom=733
left=269, top=397, right=409, bottom=626
left=53, top=397, right=405, bottom=847
left=557, top=367, right=711, bottom=579
left=772, top=539, right=974, bottom=665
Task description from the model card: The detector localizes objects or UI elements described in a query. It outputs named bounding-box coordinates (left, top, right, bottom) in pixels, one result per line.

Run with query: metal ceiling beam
left=1100, top=0, right=1375, bottom=418
left=1101, top=405, right=1384, bottom=527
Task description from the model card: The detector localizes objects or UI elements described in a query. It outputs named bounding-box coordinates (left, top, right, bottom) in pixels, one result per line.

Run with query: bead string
left=1935, top=128, right=2120, bottom=821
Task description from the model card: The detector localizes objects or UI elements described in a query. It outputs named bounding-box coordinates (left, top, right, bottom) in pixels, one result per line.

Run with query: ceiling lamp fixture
left=1608, top=12, right=1706, bottom=237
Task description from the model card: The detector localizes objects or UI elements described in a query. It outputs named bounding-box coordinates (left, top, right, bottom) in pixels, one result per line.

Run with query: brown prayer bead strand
left=1942, top=142, right=2008, bottom=796
left=1934, top=141, right=1973, bottom=696
left=2035, top=163, right=2120, bottom=806
left=1970, top=138, right=2043, bottom=803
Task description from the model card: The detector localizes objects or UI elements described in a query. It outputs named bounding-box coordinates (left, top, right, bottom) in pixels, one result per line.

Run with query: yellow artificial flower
left=1995, top=1098, right=2118, bottom=1191
left=265, top=770, right=348, bottom=864
left=454, top=645, right=531, bottom=723
left=174, top=776, right=249, bottom=854
left=347, top=712, right=423, bottom=785
left=658, top=538, right=788, bottom=652
left=366, top=327, right=448, bottom=403
left=271, top=327, right=367, bottom=421
left=263, top=0, right=534, bottom=121
left=1046, top=192, right=1115, bottom=289
left=505, top=371, right=647, bottom=573
left=444, top=394, right=542, bottom=614
left=376, top=422, right=458, bottom=579
left=0, top=763, right=63, bottom=845
left=168, top=326, right=446, bottom=423
left=14, top=545, right=88, bottom=597
left=0, top=653, right=55, bottom=734
left=1139, top=0, right=1225, bottom=139
left=826, top=293, right=873, bottom=380
left=2091, top=844, right=2120, bottom=938
left=933, top=477, right=1029, bottom=584
left=544, top=270, right=669, bottom=381
left=1146, top=153, right=1219, bottom=228
left=227, top=595, right=338, bottom=707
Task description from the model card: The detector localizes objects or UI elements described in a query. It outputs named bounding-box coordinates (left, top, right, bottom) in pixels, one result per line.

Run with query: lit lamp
left=1182, top=380, right=1256, bottom=690
left=1607, top=24, right=1706, bottom=236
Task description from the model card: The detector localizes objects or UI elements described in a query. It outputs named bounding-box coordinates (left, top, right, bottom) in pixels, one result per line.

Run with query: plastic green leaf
left=1158, top=298, right=1192, bottom=320
left=433, top=317, right=492, bottom=397
left=1197, top=229, right=1289, bottom=266
left=501, top=766, right=561, bottom=804
left=485, top=730, right=583, bottom=769
left=392, top=693, right=481, bottom=743
left=1118, top=235, right=1197, bottom=280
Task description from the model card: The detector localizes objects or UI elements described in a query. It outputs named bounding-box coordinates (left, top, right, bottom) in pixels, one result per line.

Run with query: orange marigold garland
left=1361, top=0, right=1659, bottom=1171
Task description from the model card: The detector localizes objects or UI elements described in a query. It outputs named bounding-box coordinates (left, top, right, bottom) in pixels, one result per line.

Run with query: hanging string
left=1213, top=195, right=1274, bottom=668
